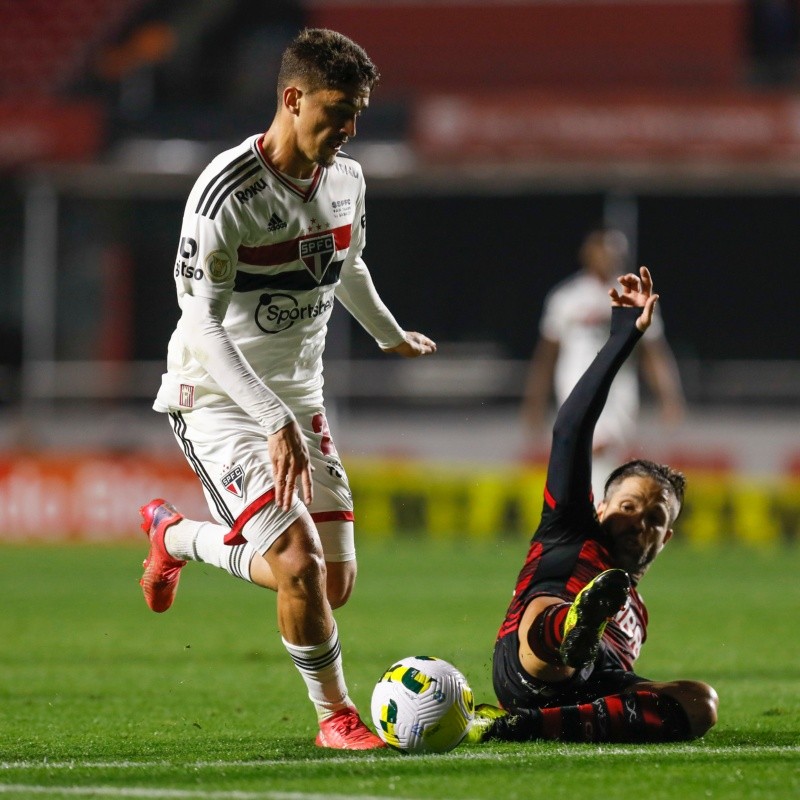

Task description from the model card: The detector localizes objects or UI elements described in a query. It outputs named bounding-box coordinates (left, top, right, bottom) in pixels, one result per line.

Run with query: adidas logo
left=267, top=212, right=287, bottom=232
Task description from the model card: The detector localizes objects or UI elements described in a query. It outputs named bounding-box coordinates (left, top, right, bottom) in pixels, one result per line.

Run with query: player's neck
left=259, top=131, right=318, bottom=180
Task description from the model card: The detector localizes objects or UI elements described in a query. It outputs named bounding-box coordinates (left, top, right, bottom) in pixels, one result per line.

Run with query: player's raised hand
left=269, top=420, right=314, bottom=510
left=382, top=331, right=437, bottom=358
left=609, top=266, right=659, bottom=333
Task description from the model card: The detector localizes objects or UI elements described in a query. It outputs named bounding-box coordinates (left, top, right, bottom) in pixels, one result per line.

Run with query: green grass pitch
left=0, top=537, right=798, bottom=799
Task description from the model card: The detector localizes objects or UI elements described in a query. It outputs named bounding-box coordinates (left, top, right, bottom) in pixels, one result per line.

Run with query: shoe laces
left=328, top=709, right=369, bottom=738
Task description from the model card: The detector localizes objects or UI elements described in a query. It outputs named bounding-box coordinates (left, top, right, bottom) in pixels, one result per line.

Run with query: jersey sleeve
left=544, top=306, right=644, bottom=509
left=335, top=185, right=406, bottom=349
left=174, top=180, right=240, bottom=306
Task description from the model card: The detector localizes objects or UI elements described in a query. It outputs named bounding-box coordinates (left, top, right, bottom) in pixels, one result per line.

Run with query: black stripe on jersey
left=233, top=260, right=343, bottom=292
left=169, top=411, right=236, bottom=527
left=195, top=153, right=259, bottom=218
left=207, top=163, right=262, bottom=220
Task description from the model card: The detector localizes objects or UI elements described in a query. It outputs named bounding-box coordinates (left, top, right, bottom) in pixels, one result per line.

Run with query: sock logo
left=221, top=465, right=245, bottom=498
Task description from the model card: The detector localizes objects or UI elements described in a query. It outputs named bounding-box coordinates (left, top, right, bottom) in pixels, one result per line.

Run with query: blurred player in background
left=522, top=226, right=684, bottom=500
left=468, top=267, right=718, bottom=745
left=138, top=28, right=435, bottom=749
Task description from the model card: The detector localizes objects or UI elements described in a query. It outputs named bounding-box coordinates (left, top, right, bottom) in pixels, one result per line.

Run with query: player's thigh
left=168, top=404, right=307, bottom=555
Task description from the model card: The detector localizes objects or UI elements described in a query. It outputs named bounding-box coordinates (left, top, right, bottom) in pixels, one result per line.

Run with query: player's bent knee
left=661, top=679, right=719, bottom=739
left=326, top=561, right=357, bottom=609
left=267, top=517, right=327, bottom=598
left=685, top=681, right=719, bottom=738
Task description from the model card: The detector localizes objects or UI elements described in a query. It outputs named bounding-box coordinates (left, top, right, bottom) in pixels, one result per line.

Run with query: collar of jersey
left=255, top=136, right=322, bottom=203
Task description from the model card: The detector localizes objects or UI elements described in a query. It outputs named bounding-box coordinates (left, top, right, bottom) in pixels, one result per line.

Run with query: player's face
left=597, top=476, right=675, bottom=582
left=295, top=85, right=369, bottom=168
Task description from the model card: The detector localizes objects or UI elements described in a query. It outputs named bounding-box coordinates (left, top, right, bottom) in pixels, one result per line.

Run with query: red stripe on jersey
left=311, top=510, right=355, bottom=524
left=565, top=539, right=612, bottom=596
left=224, top=489, right=276, bottom=546
left=497, top=540, right=543, bottom=639
left=238, top=224, right=352, bottom=267
left=544, top=484, right=556, bottom=509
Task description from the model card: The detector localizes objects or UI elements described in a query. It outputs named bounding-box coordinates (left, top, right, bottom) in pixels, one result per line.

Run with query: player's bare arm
left=381, top=331, right=437, bottom=358
left=269, top=421, right=314, bottom=510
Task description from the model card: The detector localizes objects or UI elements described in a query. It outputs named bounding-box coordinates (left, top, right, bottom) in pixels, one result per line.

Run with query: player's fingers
left=639, top=266, right=653, bottom=293
left=301, top=465, right=314, bottom=506
left=273, top=462, right=286, bottom=506
left=281, top=462, right=298, bottom=511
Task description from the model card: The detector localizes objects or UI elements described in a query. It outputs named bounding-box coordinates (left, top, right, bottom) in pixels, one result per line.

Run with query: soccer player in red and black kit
left=468, top=267, right=718, bottom=744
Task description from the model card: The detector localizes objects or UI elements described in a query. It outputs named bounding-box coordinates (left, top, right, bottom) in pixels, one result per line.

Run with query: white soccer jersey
left=154, top=135, right=405, bottom=430
left=540, top=271, right=664, bottom=446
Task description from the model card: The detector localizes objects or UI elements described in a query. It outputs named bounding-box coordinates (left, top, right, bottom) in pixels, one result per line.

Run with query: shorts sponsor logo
left=221, top=465, right=245, bottom=498
left=254, top=292, right=334, bottom=334
left=205, top=250, right=233, bottom=283
left=179, top=384, right=194, bottom=408
left=299, top=233, right=335, bottom=283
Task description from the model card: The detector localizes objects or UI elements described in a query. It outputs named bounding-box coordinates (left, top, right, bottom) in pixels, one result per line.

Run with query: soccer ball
left=370, top=655, right=474, bottom=753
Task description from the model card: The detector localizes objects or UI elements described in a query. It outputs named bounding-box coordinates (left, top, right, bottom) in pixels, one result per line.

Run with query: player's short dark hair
left=277, top=28, right=380, bottom=97
left=603, top=459, right=686, bottom=521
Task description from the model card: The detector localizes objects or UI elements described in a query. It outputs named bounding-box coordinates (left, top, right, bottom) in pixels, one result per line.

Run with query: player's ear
left=283, top=86, right=302, bottom=115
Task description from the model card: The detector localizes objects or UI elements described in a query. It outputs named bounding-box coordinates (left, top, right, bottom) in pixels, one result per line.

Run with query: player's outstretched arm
left=381, top=331, right=437, bottom=358
left=608, top=266, right=659, bottom=333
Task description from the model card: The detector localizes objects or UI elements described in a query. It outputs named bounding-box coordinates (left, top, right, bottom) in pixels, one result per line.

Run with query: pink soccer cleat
left=315, top=707, right=386, bottom=750
left=139, top=498, right=186, bottom=613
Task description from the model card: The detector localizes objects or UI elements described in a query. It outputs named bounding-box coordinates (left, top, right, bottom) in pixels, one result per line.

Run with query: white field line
left=1, top=744, right=799, bottom=772
left=0, top=788, right=411, bottom=800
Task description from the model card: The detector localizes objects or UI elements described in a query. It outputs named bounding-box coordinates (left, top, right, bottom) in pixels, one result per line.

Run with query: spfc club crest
left=221, top=465, right=245, bottom=498
left=299, top=233, right=335, bottom=283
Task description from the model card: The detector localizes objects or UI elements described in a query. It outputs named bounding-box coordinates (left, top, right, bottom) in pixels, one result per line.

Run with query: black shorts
left=492, top=629, right=648, bottom=710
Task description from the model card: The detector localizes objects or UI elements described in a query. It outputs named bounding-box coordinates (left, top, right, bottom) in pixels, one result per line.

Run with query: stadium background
left=0, top=0, right=798, bottom=546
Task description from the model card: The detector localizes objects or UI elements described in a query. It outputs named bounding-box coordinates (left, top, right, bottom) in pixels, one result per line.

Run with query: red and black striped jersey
left=497, top=307, right=648, bottom=672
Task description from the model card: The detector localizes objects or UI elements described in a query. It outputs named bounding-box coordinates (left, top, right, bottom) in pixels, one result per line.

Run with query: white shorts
left=168, top=400, right=354, bottom=559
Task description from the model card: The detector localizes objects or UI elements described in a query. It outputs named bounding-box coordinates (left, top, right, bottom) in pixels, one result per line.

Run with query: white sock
left=165, top=519, right=255, bottom=583
left=282, top=622, right=351, bottom=720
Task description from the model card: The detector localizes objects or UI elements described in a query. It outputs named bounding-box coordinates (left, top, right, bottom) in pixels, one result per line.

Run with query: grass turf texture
left=0, top=538, right=798, bottom=799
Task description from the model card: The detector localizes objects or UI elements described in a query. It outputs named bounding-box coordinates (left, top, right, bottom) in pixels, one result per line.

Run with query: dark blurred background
left=0, top=3, right=798, bottom=543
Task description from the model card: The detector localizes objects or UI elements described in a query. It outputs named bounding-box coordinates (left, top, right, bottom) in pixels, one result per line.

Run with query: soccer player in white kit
left=138, top=29, right=436, bottom=749
left=522, top=228, right=684, bottom=500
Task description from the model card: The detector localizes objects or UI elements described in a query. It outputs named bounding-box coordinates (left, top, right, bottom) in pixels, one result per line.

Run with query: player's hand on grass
left=609, top=266, right=659, bottom=333
left=382, top=331, right=437, bottom=358
left=269, top=420, right=314, bottom=510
